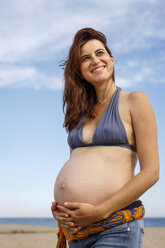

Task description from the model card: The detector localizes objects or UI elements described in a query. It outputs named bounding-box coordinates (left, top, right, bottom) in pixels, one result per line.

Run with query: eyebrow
left=80, top=48, right=105, bottom=60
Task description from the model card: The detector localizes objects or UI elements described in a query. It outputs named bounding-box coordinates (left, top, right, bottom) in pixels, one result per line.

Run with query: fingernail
left=64, top=202, right=68, bottom=206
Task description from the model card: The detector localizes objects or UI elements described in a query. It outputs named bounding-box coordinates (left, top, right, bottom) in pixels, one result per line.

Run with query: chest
left=82, top=94, right=132, bottom=144
left=82, top=105, right=108, bottom=144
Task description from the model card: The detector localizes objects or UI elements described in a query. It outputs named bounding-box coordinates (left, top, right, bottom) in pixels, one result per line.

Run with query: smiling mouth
left=91, top=66, right=105, bottom=73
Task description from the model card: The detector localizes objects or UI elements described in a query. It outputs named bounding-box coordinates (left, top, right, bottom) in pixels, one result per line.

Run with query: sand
left=0, top=224, right=165, bottom=248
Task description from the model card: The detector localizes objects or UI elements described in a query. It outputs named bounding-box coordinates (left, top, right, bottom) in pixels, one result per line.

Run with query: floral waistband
left=56, top=204, right=145, bottom=248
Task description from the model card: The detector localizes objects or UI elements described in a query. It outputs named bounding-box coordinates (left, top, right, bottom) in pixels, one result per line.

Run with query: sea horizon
left=0, top=217, right=165, bottom=227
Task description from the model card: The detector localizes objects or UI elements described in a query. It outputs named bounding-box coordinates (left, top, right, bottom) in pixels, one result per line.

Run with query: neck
left=95, top=81, right=116, bottom=104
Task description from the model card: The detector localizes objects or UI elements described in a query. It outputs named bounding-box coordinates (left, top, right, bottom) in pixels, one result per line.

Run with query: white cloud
left=116, top=58, right=161, bottom=88
left=1, top=0, right=164, bottom=62
left=0, top=0, right=164, bottom=89
left=0, top=65, right=62, bottom=90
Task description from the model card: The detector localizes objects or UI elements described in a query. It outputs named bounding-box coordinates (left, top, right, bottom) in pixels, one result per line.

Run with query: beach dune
left=0, top=224, right=165, bottom=248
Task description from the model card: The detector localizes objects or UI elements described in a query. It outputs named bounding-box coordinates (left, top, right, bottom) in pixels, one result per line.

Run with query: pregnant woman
left=52, top=28, right=159, bottom=248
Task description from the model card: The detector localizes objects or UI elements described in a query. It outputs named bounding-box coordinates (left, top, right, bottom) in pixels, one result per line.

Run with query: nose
left=91, top=55, right=100, bottom=64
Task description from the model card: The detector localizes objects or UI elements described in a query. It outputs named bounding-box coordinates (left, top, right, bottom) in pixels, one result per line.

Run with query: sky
left=0, top=0, right=165, bottom=218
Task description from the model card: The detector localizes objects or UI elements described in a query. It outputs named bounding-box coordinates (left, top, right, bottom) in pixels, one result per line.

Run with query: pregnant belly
left=54, top=147, right=135, bottom=205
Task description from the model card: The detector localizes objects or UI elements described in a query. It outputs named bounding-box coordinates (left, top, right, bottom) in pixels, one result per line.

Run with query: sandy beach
left=0, top=224, right=165, bottom=248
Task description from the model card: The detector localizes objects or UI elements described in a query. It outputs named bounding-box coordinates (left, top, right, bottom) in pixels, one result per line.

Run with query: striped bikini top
left=67, top=86, right=137, bottom=153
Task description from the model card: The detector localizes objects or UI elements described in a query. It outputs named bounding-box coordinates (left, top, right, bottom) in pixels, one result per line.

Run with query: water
left=0, top=218, right=57, bottom=227
left=0, top=217, right=165, bottom=227
left=144, top=218, right=165, bottom=227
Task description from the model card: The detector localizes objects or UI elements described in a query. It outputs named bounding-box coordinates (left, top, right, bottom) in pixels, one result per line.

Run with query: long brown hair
left=62, top=27, right=114, bottom=132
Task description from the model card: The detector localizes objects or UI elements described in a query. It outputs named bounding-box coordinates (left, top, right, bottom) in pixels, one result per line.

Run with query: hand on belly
left=53, top=201, right=106, bottom=233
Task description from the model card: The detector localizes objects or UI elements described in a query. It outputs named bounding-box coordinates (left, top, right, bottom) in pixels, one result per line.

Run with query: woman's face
left=80, top=39, right=114, bottom=87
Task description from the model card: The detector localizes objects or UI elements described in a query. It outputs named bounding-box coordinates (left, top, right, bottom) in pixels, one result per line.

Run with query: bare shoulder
left=123, top=90, right=157, bottom=130
left=120, top=89, right=156, bottom=123
left=126, top=90, right=153, bottom=115
left=120, top=89, right=147, bottom=100
left=120, top=89, right=150, bottom=107
left=128, top=90, right=150, bottom=103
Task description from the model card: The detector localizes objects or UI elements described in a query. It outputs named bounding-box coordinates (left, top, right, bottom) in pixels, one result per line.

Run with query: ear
left=110, top=56, right=115, bottom=64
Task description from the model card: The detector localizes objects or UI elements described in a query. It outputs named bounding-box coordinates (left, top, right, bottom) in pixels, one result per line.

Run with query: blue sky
left=0, top=0, right=165, bottom=217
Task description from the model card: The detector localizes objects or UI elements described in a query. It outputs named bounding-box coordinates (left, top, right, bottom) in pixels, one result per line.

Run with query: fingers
left=56, top=215, right=73, bottom=225
left=57, top=205, right=74, bottom=216
left=52, top=201, right=56, bottom=207
left=67, top=226, right=82, bottom=234
left=51, top=202, right=84, bottom=234
left=61, top=224, right=77, bottom=233
left=51, top=201, right=57, bottom=211
left=51, top=206, right=68, bottom=220
left=51, top=201, right=80, bottom=211
left=52, top=210, right=74, bottom=225
left=64, top=202, right=80, bottom=209
left=55, top=212, right=69, bottom=218
left=61, top=224, right=80, bottom=233
left=51, top=205, right=57, bottom=219
left=51, top=205, right=56, bottom=213
left=57, top=215, right=73, bottom=223
left=77, top=226, right=82, bottom=231
left=51, top=202, right=76, bottom=224
left=61, top=221, right=75, bottom=228
left=52, top=210, right=71, bottom=221
left=69, top=227, right=78, bottom=234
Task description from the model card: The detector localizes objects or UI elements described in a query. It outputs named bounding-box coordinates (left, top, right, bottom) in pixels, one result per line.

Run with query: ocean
left=0, top=217, right=165, bottom=227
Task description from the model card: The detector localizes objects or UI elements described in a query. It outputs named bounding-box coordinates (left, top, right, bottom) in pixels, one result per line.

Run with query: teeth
left=92, top=66, right=104, bottom=73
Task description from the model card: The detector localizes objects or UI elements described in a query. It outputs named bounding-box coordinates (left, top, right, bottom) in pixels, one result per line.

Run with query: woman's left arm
left=53, top=91, right=159, bottom=229
left=97, top=91, right=159, bottom=218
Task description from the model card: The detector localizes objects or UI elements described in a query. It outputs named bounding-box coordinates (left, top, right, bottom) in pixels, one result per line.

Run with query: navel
left=61, top=184, right=65, bottom=190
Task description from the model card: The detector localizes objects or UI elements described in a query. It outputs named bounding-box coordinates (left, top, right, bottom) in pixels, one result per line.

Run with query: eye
left=81, top=56, right=90, bottom=62
left=97, top=51, right=104, bottom=56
